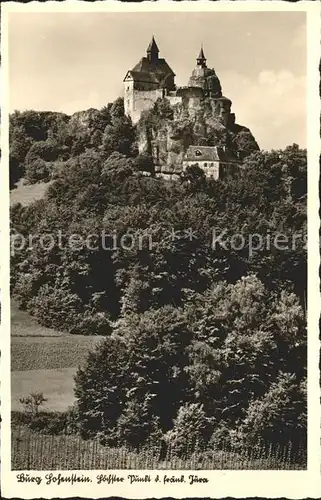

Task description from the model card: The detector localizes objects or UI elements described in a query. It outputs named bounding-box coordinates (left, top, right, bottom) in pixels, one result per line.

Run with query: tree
left=74, top=336, right=129, bottom=441
left=181, top=164, right=207, bottom=192
left=116, top=397, right=156, bottom=448
left=51, top=149, right=104, bottom=194
left=25, top=158, right=53, bottom=184
left=184, top=275, right=306, bottom=425
left=134, top=153, right=155, bottom=175
left=164, top=403, right=212, bottom=456
left=19, top=392, right=47, bottom=415
left=110, top=98, right=125, bottom=120
left=9, top=154, right=22, bottom=189
left=10, top=110, right=48, bottom=142
left=150, top=98, right=174, bottom=121
left=242, top=372, right=306, bottom=448
left=101, top=152, right=135, bottom=180
left=9, top=124, right=33, bottom=184
left=229, top=126, right=260, bottom=160
left=74, top=306, right=192, bottom=442
left=102, top=116, right=136, bottom=158
left=10, top=123, right=306, bottom=453
left=24, top=139, right=61, bottom=184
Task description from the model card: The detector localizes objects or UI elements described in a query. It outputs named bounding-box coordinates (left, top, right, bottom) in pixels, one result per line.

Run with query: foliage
left=101, top=151, right=135, bottom=181
left=24, top=158, right=53, bottom=184
left=12, top=408, right=79, bottom=435
left=10, top=98, right=306, bottom=452
left=241, top=372, right=307, bottom=448
left=181, top=164, right=207, bottom=191
left=9, top=99, right=136, bottom=186
left=19, top=392, right=47, bottom=415
left=229, top=126, right=260, bottom=160
left=134, top=153, right=155, bottom=175
left=102, top=117, right=136, bottom=158
left=164, top=403, right=212, bottom=456
left=73, top=277, right=306, bottom=448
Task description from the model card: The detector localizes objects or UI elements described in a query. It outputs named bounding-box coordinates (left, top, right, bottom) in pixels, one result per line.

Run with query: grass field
left=10, top=179, right=51, bottom=207
left=11, top=368, right=77, bottom=412
left=11, top=300, right=104, bottom=411
left=11, top=299, right=62, bottom=337
left=11, top=335, right=104, bottom=371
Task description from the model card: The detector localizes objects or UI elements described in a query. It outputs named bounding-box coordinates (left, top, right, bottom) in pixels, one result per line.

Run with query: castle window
left=204, top=163, right=208, bottom=167
left=127, top=86, right=130, bottom=91
left=195, top=149, right=202, bottom=157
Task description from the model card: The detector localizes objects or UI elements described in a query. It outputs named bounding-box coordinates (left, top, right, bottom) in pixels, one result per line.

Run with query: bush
left=29, top=285, right=111, bottom=335
left=19, top=392, right=47, bottom=415
left=12, top=410, right=78, bottom=435
left=25, top=158, right=53, bottom=184
left=134, top=154, right=155, bottom=175
left=10, top=153, right=23, bottom=189
left=164, top=403, right=212, bottom=457
left=241, top=372, right=307, bottom=448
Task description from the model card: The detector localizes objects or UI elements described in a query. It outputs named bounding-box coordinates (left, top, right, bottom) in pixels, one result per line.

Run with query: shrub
left=12, top=407, right=80, bottom=435
left=19, top=392, right=47, bottom=415
left=116, top=399, right=154, bottom=449
left=134, top=154, right=155, bottom=175
left=164, top=403, right=212, bottom=457
left=25, top=158, right=53, bottom=184
left=241, top=372, right=307, bottom=448
left=29, top=285, right=111, bottom=335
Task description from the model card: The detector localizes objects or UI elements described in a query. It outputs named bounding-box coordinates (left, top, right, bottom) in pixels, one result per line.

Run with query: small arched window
left=204, top=163, right=208, bottom=168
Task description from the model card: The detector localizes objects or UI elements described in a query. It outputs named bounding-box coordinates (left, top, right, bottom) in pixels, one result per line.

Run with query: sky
left=8, top=11, right=306, bottom=151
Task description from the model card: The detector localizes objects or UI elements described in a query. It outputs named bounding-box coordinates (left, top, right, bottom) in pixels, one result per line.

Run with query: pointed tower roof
left=147, top=36, right=159, bottom=54
left=198, top=46, right=206, bottom=60
left=197, top=45, right=207, bottom=67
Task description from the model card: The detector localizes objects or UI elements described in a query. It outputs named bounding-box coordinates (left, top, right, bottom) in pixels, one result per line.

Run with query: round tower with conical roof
left=188, top=46, right=222, bottom=97
left=197, top=46, right=207, bottom=68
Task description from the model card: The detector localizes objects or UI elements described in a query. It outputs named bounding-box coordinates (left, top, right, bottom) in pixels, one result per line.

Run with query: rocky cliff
left=137, top=96, right=259, bottom=174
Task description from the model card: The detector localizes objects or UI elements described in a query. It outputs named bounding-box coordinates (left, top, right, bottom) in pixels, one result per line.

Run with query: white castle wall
left=128, top=88, right=165, bottom=124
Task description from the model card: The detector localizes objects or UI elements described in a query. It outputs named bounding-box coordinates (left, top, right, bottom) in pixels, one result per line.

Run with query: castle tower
left=188, top=46, right=222, bottom=97
left=123, top=37, right=176, bottom=123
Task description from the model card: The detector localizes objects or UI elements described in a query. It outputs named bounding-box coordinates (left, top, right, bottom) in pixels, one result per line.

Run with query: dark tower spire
left=197, top=45, right=207, bottom=68
left=147, top=36, right=159, bottom=64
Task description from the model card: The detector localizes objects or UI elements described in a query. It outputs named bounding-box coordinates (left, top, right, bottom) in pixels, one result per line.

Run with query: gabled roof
left=184, top=146, right=238, bottom=163
left=125, top=71, right=160, bottom=84
left=132, top=57, right=175, bottom=76
left=123, top=56, right=175, bottom=84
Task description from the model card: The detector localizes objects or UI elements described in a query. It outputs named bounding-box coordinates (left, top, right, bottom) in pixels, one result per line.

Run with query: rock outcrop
left=137, top=97, right=259, bottom=175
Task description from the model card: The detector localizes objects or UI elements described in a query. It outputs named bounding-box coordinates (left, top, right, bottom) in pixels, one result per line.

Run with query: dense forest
left=10, top=98, right=307, bottom=454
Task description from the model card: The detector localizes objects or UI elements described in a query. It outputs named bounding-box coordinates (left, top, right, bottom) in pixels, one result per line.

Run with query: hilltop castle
left=124, top=36, right=234, bottom=128
left=123, top=37, right=258, bottom=179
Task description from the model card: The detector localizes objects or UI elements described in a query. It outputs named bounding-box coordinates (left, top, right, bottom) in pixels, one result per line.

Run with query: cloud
left=293, top=22, right=306, bottom=49
left=221, top=69, right=306, bottom=150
